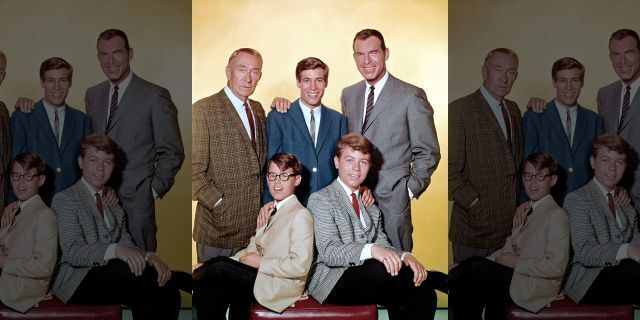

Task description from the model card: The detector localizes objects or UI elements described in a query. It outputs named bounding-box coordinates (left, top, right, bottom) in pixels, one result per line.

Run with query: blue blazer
left=264, top=100, right=348, bottom=206
left=521, top=100, right=603, bottom=205
left=10, top=100, right=92, bottom=204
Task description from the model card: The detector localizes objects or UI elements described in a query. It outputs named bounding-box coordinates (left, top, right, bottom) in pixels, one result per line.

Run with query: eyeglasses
left=10, top=172, right=42, bottom=182
left=522, top=172, right=553, bottom=182
left=266, top=172, right=297, bottom=181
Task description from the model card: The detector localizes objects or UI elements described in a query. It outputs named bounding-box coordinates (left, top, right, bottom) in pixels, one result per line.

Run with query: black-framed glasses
left=10, top=172, right=42, bottom=182
left=266, top=172, right=297, bottom=181
left=522, top=172, right=553, bottom=182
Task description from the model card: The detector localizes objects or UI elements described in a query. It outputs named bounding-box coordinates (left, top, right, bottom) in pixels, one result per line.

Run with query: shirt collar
left=111, top=70, right=133, bottom=91
left=530, top=194, right=552, bottom=211
left=337, top=177, right=360, bottom=197
left=274, top=194, right=295, bottom=210
left=19, top=194, right=40, bottom=210
left=42, top=99, right=66, bottom=114
left=299, top=99, right=321, bottom=113
left=366, top=71, right=390, bottom=92
left=81, top=177, right=103, bottom=198
left=593, top=177, right=615, bottom=197
left=223, top=86, right=248, bottom=111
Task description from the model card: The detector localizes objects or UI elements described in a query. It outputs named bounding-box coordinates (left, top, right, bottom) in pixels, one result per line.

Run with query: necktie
left=519, top=207, right=533, bottom=233
left=362, top=86, right=375, bottom=132
left=265, top=207, right=277, bottom=229
left=351, top=193, right=360, bottom=219
left=619, top=85, right=631, bottom=134
left=243, top=102, right=256, bottom=150
left=53, top=109, right=60, bottom=146
left=607, top=192, right=616, bottom=218
left=309, top=110, right=316, bottom=145
left=108, top=85, right=119, bottom=126
left=565, top=110, right=572, bottom=146
left=499, top=102, right=512, bottom=151
left=95, top=192, right=104, bottom=217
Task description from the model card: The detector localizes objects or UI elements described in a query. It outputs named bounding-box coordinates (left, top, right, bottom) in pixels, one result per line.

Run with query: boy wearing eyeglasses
left=193, top=152, right=314, bottom=319
left=0, top=153, right=57, bottom=312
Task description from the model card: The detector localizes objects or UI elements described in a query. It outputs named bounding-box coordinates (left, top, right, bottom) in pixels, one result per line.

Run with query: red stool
left=506, top=297, right=632, bottom=320
left=250, top=297, right=377, bottom=320
left=0, top=297, right=121, bottom=320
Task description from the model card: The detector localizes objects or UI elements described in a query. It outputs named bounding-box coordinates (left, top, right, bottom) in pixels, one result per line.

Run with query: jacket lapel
left=571, top=105, right=589, bottom=154
left=290, top=101, right=316, bottom=150
left=107, top=75, right=139, bottom=134
left=34, top=102, right=59, bottom=150
left=362, top=75, right=395, bottom=133
left=316, top=106, right=332, bottom=154
left=474, top=91, right=512, bottom=155
left=59, top=108, right=75, bottom=154
left=544, top=101, right=572, bottom=151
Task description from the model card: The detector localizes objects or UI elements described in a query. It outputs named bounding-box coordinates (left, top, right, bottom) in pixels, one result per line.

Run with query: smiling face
left=591, top=147, right=626, bottom=191
left=522, top=162, right=557, bottom=201
left=482, top=51, right=518, bottom=101
left=609, top=36, right=640, bottom=84
left=553, top=68, right=583, bottom=107
left=334, top=147, right=371, bottom=192
left=11, top=162, right=45, bottom=202
left=41, top=68, right=71, bottom=107
left=226, top=52, right=262, bottom=102
left=97, top=36, right=133, bottom=85
left=79, top=146, right=114, bottom=191
left=297, top=68, right=327, bottom=108
left=266, top=161, right=300, bottom=201
left=353, top=36, right=389, bottom=85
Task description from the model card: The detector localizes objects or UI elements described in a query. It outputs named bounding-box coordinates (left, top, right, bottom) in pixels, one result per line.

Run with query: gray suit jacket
left=563, top=179, right=640, bottom=302
left=51, top=180, right=139, bottom=303
left=598, top=80, right=640, bottom=205
left=341, top=73, right=440, bottom=251
left=306, top=179, right=401, bottom=303
left=85, top=73, right=184, bottom=251
left=449, top=89, right=523, bottom=249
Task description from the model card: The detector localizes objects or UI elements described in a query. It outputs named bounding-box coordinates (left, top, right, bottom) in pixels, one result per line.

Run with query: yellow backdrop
left=192, top=0, right=449, bottom=307
left=0, top=0, right=192, bottom=306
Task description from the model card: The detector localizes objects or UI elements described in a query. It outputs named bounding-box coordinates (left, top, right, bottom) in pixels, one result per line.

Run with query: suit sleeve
left=149, top=88, right=184, bottom=198
left=339, top=114, right=348, bottom=138
left=83, top=114, right=92, bottom=137
left=515, top=210, right=570, bottom=278
left=191, top=101, right=222, bottom=210
left=3, top=210, right=57, bottom=279
left=53, top=193, right=111, bottom=267
left=308, top=193, right=367, bottom=267
left=406, top=89, right=440, bottom=198
left=564, top=192, right=622, bottom=266
left=448, top=102, right=477, bottom=209
left=488, top=234, right=515, bottom=261
left=259, top=209, right=314, bottom=279
left=263, top=110, right=283, bottom=205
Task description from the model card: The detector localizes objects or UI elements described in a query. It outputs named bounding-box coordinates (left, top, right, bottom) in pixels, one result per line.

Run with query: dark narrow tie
left=266, top=207, right=277, bottom=229
left=53, top=109, right=60, bottom=146
left=362, top=86, right=375, bottom=132
left=519, top=207, right=533, bottom=233
left=619, top=85, right=631, bottom=134
left=95, top=192, right=104, bottom=217
left=108, top=85, right=119, bottom=126
left=243, top=102, right=256, bottom=150
left=607, top=193, right=616, bottom=218
left=565, top=111, right=572, bottom=146
left=309, top=110, right=316, bottom=145
left=499, top=102, right=512, bottom=151
left=351, top=193, right=360, bottom=219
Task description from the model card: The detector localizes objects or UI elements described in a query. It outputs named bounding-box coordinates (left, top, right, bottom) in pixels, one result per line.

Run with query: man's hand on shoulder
left=14, top=97, right=35, bottom=113
left=527, top=97, right=547, bottom=113
left=271, top=97, right=291, bottom=113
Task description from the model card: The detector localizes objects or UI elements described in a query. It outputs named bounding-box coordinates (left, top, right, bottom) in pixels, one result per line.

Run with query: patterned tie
left=108, top=85, right=119, bottom=127
left=243, top=102, right=256, bottom=150
left=499, top=102, right=512, bottom=151
left=565, top=110, right=572, bottom=146
left=362, top=86, right=375, bottom=132
left=53, top=109, right=60, bottom=146
left=607, top=192, right=616, bottom=218
left=95, top=192, right=104, bottom=217
left=351, top=193, right=360, bottom=219
left=619, top=85, right=631, bottom=134
left=309, top=110, right=316, bottom=145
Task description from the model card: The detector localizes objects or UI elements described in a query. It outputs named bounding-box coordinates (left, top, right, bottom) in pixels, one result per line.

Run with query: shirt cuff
left=104, top=243, right=118, bottom=261
left=360, top=243, right=374, bottom=261
left=617, top=243, right=630, bottom=261
left=152, top=188, right=158, bottom=199
left=401, top=252, right=412, bottom=261
left=408, top=187, right=414, bottom=199
left=145, top=252, right=155, bottom=261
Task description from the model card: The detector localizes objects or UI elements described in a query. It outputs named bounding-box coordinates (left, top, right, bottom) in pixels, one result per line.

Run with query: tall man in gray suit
left=307, top=133, right=446, bottom=320
left=598, top=29, right=640, bottom=206
left=84, top=29, right=184, bottom=252
left=340, top=29, right=440, bottom=252
left=563, top=133, right=640, bottom=305
left=449, top=48, right=523, bottom=263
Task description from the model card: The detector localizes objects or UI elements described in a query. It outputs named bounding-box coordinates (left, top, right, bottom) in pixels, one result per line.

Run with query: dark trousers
left=449, top=256, right=513, bottom=320
left=325, top=259, right=443, bottom=320
left=69, top=259, right=185, bottom=320
left=581, top=259, right=640, bottom=305
left=193, top=257, right=257, bottom=320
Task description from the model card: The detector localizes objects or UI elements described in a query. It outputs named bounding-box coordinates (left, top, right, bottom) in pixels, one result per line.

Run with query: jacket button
left=568, top=167, right=573, bottom=173
left=255, top=174, right=259, bottom=180
left=56, top=167, right=61, bottom=173
left=312, top=167, right=317, bottom=173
